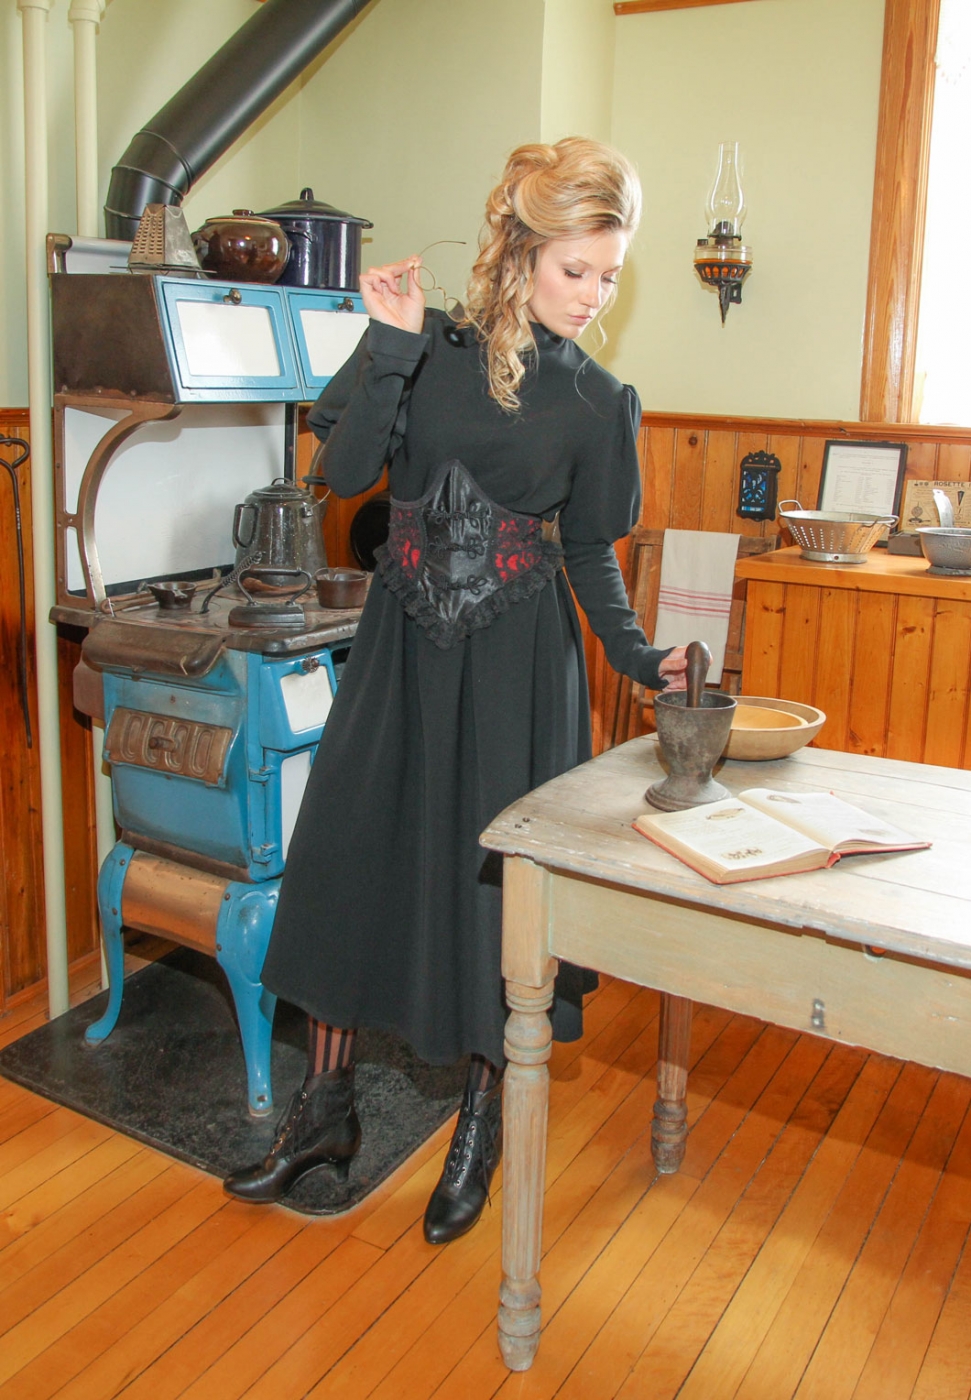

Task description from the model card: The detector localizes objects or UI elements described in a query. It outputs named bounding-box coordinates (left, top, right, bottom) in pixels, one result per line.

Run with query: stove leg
left=216, top=881, right=280, bottom=1118
left=85, top=843, right=133, bottom=1044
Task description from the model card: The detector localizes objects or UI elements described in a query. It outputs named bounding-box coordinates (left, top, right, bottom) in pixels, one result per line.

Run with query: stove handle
left=200, top=548, right=263, bottom=614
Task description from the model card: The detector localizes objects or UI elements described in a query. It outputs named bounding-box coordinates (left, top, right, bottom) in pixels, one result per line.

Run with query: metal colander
left=778, top=500, right=898, bottom=563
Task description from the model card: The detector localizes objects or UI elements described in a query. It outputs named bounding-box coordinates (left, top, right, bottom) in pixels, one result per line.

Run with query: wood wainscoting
left=0, top=410, right=99, bottom=1014
left=585, top=412, right=971, bottom=753
left=296, top=412, right=971, bottom=757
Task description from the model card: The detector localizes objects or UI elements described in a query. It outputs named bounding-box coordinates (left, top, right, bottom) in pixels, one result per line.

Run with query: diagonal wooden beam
left=615, top=1, right=766, bottom=14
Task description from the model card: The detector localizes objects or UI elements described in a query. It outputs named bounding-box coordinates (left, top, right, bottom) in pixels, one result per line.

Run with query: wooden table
left=481, top=739, right=971, bottom=1370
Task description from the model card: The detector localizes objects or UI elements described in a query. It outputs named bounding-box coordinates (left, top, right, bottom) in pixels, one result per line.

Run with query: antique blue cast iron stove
left=78, top=592, right=356, bottom=1116
left=50, top=260, right=368, bottom=1117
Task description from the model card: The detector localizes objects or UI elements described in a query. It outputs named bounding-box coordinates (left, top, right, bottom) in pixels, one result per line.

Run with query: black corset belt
left=373, top=459, right=564, bottom=650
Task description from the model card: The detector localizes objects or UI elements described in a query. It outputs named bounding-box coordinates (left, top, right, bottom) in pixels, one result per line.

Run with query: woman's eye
left=603, top=276, right=618, bottom=286
left=563, top=268, right=582, bottom=279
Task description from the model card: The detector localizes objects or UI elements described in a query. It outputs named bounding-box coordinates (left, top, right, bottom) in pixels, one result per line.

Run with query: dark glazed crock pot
left=259, top=188, right=373, bottom=291
left=191, top=210, right=290, bottom=283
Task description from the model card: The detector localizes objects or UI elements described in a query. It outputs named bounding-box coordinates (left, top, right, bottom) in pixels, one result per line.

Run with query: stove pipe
left=103, top=0, right=370, bottom=241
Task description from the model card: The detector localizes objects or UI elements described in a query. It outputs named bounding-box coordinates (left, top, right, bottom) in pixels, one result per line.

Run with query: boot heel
left=223, top=1064, right=360, bottom=1203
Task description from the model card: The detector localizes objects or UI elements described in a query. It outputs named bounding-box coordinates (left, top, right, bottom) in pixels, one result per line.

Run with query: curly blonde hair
left=461, top=137, right=641, bottom=412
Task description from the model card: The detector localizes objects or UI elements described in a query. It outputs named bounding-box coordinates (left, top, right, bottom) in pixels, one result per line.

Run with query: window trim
left=860, top=0, right=942, bottom=423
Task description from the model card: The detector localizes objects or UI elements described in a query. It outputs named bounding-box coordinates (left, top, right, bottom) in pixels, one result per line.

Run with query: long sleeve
left=560, top=384, right=673, bottom=690
left=306, top=320, right=430, bottom=498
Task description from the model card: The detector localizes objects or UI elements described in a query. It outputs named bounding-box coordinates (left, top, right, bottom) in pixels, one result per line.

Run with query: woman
left=225, top=137, right=688, bottom=1243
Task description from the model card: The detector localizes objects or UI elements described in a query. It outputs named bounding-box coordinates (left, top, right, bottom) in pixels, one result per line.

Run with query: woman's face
left=526, top=229, right=629, bottom=339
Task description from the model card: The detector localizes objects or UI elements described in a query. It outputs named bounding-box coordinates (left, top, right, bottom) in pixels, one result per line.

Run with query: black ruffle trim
left=374, top=539, right=564, bottom=650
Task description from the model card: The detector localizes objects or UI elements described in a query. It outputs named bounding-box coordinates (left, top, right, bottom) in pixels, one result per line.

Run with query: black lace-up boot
left=224, top=1065, right=360, bottom=1203
left=423, top=1078, right=502, bottom=1244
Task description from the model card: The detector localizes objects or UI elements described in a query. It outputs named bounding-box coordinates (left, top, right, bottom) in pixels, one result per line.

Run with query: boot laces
left=269, top=1087, right=309, bottom=1154
left=443, top=1096, right=499, bottom=1196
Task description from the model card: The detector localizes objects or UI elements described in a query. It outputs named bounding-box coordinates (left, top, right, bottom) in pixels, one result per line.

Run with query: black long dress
left=260, top=311, right=671, bottom=1068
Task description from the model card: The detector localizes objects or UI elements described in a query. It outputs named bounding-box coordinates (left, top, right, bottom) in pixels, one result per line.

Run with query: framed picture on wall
left=817, top=440, right=908, bottom=518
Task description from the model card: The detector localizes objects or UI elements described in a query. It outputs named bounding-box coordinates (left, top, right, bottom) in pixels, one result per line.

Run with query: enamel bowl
left=917, top=527, right=971, bottom=573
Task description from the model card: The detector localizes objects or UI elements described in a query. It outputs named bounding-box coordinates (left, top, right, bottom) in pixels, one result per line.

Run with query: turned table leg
left=652, top=992, right=693, bottom=1174
left=497, top=855, right=558, bottom=1372
left=499, top=977, right=555, bottom=1371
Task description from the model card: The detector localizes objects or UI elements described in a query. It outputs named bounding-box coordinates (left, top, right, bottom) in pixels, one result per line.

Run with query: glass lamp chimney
left=706, top=141, right=746, bottom=239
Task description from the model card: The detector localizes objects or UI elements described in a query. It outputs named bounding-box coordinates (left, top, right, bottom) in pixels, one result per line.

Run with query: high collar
left=530, top=322, right=565, bottom=350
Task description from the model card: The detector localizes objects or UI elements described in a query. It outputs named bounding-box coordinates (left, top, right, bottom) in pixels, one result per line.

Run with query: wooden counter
left=736, top=546, right=971, bottom=767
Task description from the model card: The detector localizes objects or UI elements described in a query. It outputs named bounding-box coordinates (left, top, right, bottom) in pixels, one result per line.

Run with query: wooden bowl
left=723, top=696, right=827, bottom=761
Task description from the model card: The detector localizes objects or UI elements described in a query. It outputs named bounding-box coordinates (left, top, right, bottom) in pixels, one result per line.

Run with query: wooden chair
left=602, top=529, right=779, bottom=751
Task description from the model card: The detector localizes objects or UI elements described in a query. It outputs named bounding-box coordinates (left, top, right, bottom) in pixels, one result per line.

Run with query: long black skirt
left=260, top=569, right=593, bottom=1068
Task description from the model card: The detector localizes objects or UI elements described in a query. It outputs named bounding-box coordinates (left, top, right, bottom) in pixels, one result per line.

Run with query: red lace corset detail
left=374, top=459, right=563, bottom=649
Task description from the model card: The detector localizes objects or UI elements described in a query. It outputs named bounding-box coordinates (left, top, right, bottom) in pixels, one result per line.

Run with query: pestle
left=685, top=639, right=712, bottom=709
left=645, top=638, right=736, bottom=811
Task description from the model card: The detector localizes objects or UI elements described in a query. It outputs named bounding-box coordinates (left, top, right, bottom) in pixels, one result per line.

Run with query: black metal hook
left=0, top=436, right=33, bottom=747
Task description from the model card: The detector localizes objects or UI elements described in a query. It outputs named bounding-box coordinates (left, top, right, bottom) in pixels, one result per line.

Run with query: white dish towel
left=651, top=529, right=741, bottom=682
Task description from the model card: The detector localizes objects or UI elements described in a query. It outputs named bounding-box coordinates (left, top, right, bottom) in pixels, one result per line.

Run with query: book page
left=637, top=798, right=825, bottom=875
left=740, top=788, right=920, bottom=851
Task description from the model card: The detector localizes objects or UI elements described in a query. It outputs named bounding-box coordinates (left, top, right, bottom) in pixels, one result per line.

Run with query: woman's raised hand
left=359, top=258, right=426, bottom=334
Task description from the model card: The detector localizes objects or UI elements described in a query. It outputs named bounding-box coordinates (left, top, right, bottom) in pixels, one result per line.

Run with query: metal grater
left=128, top=204, right=207, bottom=276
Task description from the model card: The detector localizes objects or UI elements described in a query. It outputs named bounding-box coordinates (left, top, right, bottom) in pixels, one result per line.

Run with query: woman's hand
left=359, top=258, right=426, bottom=334
left=657, top=645, right=688, bottom=691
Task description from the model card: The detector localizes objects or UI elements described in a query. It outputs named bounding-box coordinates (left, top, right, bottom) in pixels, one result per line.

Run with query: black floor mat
left=0, top=948, right=464, bottom=1215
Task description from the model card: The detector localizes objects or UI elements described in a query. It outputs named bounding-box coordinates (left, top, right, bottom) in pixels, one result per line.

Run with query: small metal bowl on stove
left=917, top=527, right=971, bottom=574
left=147, top=580, right=197, bottom=610
left=315, top=568, right=368, bottom=610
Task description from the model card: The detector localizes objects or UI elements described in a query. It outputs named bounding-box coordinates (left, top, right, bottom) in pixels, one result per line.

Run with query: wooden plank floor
left=2, top=955, right=971, bottom=1399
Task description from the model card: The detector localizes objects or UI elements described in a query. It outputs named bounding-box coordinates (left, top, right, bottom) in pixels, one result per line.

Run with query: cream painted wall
left=95, top=0, right=303, bottom=236
left=541, top=0, right=615, bottom=144
left=2, top=0, right=885, bottom=421
left=1, top=0, right=302, bottom=406
left=0, top=3, right=75, bottom=407
left=296, top=0, right=545, bottom=320
left=606, top=0, right=885, bottom=419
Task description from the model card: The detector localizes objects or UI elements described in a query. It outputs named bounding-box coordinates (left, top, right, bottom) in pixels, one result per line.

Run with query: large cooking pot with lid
left=232, top=478, right=328, bottom=587
left=259, top=188, right=373, bottom=291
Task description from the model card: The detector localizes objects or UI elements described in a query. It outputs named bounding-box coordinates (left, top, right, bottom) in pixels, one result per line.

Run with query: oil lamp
left=694, top=141, right=752, bottom=324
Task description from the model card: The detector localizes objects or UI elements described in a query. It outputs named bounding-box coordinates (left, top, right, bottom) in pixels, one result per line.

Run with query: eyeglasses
left=413, top=239, right=465, bottom=316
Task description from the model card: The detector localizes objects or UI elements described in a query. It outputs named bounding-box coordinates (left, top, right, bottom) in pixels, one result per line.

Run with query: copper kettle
left=232, top=479, right=327, bottom=587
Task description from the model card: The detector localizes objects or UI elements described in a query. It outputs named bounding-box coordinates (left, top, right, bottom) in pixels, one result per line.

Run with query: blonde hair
left=461, top=137, right=641, bottom=412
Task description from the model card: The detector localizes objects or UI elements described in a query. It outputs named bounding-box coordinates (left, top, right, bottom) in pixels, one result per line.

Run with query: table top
left=481, top=740, right=971, bottom=972
left=733, top=544, right=971, bottom=600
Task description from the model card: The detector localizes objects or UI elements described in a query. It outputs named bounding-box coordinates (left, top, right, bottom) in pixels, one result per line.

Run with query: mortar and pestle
left=645, top=640, right=737, bottom=811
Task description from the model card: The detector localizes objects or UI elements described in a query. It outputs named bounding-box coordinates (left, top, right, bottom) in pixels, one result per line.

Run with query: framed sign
left=900, top=479, right=971, bottom=532
left=817, top=440, right=908, bottom=517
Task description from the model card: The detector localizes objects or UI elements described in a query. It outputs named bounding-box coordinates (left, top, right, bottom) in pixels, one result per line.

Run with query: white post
left=19, top=0, right=70, bottom=1020
left=68, top=0, right=114, bottom=992
left=68, top=0, right=106, bottom=238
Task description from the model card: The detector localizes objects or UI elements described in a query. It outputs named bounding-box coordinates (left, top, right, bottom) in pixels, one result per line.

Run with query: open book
left=633, top=787, right=930, bottom=885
